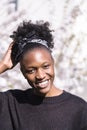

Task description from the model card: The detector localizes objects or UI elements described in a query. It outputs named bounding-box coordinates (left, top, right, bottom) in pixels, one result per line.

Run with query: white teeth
left=36, top=80, right=49, bottom=88
left=39, top=80, right=48, bottom=85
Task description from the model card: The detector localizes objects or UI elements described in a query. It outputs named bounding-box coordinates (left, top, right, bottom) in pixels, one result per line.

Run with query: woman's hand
left=0, top=42, right=15, bottom=73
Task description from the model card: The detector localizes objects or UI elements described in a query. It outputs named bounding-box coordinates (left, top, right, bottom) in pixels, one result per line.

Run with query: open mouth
left=35, top=80, right=49, bottom=88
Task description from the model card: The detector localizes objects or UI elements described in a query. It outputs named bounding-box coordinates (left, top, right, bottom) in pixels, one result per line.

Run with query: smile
left=35, top=80, right=49, bottom=88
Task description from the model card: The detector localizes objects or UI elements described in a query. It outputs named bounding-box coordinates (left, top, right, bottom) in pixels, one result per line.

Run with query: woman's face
left=20, top=48, right=55, bottom=96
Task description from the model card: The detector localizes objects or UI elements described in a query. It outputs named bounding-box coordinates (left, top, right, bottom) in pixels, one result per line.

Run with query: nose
left=35, top=68, right=45, bottom=80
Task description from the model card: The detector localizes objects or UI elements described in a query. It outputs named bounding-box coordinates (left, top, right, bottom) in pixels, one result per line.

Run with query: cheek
left=20, top=70, right=33, bottom=81
left=25, top=74, right=35, bottom=82
left=20, top=66, right=35, bottom=82
left=47, top=66, right=54, bottom=77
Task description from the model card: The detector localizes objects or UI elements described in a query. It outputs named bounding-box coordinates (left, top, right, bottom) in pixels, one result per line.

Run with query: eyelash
left=43, top=64, right=50, bottom=69
left=26, top=69, right=35, bottom=74
left=25, top=64, right=50, bottom=74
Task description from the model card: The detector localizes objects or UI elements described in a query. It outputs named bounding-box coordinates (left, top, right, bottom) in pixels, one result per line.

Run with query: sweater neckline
left=40, top=90, right=70, bottom=104
left=28, top=89, right=70, bottom=104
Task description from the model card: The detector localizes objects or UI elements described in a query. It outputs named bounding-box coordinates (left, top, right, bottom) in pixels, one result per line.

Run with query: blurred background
left=0, top=0, right=87, bottom=101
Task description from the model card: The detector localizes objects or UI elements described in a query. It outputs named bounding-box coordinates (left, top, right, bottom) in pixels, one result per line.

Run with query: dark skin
left=0, top=43, right=63, bottom=97
left=0, top=42, right=14, bottom=73
left=20, top=47, right=63, bottom=97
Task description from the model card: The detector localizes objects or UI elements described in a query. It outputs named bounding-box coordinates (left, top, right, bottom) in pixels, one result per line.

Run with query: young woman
left=0, top=21, right=87, bottom=130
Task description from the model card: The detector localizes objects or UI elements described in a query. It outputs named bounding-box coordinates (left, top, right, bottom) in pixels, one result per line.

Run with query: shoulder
left=64, top=91, right=87, bottom=110
left=63, top=91, right=87, bottom=128
left=65, top=91, right=87, bottom=103
left=0, top=88, right=33, bottom=102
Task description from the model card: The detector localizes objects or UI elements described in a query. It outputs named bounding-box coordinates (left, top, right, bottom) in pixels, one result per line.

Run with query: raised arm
left=0, top=42, right=14, bottom=74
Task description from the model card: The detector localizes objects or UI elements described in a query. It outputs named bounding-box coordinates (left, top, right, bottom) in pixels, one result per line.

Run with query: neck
left=45, top=86, right=63, bottom=97
left=33, top=85, right=63, bottom=97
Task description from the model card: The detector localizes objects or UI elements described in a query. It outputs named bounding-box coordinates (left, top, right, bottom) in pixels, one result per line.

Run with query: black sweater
left=0, top=89, right=87, bottom=130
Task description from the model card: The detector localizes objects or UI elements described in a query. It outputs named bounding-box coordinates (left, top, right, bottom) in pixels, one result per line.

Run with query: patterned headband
left=22, top=38, right=48, bottom=48
left=12, top=38, right=48, bottom=64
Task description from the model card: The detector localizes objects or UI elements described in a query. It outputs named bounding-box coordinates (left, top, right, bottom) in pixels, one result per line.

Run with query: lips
left=35, top=80, right=49, bottom=88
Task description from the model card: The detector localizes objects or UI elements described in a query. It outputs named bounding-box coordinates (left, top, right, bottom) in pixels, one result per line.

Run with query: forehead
left=21, top=48, right=53, bottom=66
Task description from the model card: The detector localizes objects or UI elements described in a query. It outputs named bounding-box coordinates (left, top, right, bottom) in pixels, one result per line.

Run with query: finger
left=7, top=42, right=14, bottom=51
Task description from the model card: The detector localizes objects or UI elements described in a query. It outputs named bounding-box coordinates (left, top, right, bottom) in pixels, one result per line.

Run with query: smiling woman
left=0, top=20, right=87, bottom=130
left=20, top=48, right=55, bottom=96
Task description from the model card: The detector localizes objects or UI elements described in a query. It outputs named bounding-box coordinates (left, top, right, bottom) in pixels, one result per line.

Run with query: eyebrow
left=24, top=61, right=51, bottom=69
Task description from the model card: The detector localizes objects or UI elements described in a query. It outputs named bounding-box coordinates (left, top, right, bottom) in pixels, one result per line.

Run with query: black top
left=0, top=89, right=87, bottom=130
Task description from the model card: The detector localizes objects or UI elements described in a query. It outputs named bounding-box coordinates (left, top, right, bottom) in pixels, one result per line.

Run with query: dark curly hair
left=10, top=20, right=54, bottom=64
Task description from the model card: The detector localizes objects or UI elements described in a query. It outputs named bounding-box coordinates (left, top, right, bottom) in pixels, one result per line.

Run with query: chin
left=30, top=79, right=54, bottom=96
left=34, top=85, right=51, bottom=97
